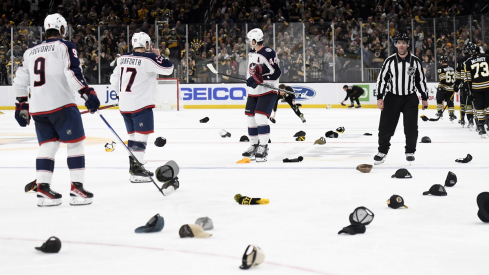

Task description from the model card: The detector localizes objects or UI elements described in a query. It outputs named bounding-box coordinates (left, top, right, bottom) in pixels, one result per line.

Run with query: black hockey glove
left=15, top=97, right=30, bottom=127
left=234, top=194, right=269, bottom=205
left=453, top=84, right=459, bottom=93
left=79, top=87, right=100, bottom=113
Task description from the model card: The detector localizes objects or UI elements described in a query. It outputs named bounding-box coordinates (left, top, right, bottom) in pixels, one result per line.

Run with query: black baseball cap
left=199, top=117, right=209, bottom=123
left=349, top=206, right=374, bottom=226
left=338, top=224, right=366, bottom=235
left=391, top=168, right=412, bottom=178
left=477, top=192, right=489, bottom=222
left=387, top=195, right=408, bottom=209
left=420, top=136, right=431, bottom=143
left=455, top=154, right=472, bottom=163
left=423, top=184, right=447, bottom=196
left=293, top=130, right=306, bottom=137
left=325, top=130, right=338, bottom=138
left=445, top=171, right=457, bottom=187
left=239, top=135, right=250, bottom=142
left=135, top=214, right=165, bottom=233
left=35, top=236, right=61, bottom=253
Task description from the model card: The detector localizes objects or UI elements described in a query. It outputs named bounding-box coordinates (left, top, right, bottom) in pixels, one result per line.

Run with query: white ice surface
left=1, top=108, right=489, bottom=275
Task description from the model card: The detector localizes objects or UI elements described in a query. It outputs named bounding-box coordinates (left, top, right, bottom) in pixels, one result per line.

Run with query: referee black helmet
left=395, top=32, right=409, bottom=43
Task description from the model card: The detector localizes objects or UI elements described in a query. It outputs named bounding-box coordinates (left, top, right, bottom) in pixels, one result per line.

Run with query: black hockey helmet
left=394, top=32, right=409, bottom=43
left=468, top=42, right=480, bottom=56
left=440, top=55, right=448, bottom=63
left=463, top=42, right=471, bottom=54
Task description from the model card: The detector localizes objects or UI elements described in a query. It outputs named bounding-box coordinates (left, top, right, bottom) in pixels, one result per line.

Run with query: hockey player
left=110, top=32, right=174, bottom=182
left=454, top=43, right=475, bottom=128
left=464, top=43, right=489, bottom=137
left=13, top=13, right=99, bottom=207
left=242, top=28, right=281, bottom=162
left=269, top=84, right=305, bottom=123
left=436, top=56, right=456, bottom=121
left=341, top=85, right=364, bottom=108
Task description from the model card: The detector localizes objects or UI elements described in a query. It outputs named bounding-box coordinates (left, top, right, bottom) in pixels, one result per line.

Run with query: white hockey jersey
left=110, top=52, right=174, bottom=113
left=247, top=46, right=281, bottom=96
left=13, top=38, right=88, bottom=114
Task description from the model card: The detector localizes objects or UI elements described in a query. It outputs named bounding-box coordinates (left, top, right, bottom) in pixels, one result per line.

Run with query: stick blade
left=420, top=115, right=428, bottom=122
left=429, top=118, right=439, bottom=121
left=206, top=63, right=218, bottom=74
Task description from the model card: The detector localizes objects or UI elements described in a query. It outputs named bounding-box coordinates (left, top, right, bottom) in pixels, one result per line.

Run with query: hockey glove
left=15, top=97, right=30, bottom=127
left=453, top=84, right=459, bottom=93
left=79, top=87, right=100, bottom=113
left=246, top=64, right=264, bottom=89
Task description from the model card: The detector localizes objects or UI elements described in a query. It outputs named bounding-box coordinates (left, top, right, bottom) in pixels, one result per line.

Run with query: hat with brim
left=135, top=214, right=165, bottom=233
left=35, top=236, right=61, bottom=253
left=338, top=224, right=366, bottom=235
left=477, top=192, right=489, bottom=222
left=179, top=224, right=212, bottom=238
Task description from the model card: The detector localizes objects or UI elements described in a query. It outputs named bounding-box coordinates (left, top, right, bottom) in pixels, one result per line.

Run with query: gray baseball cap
left=195, top=217, right=214, bottom=230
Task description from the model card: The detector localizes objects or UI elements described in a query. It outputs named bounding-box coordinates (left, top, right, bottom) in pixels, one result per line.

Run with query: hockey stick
left=79, top=94, right=166, bottom=196
left=80, top=103, right=118, bottom=114
left=420, top=92, right=454, bottom=122
left=206, top=63, right=295, bottom=95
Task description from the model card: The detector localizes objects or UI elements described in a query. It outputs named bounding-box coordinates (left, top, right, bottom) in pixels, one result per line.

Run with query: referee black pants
left=378, top=93, right=419, bottom=154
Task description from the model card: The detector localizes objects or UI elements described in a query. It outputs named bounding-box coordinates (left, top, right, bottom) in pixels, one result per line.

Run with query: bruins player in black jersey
left=436, top=56, right=456, bottom=121
left=454, top=43, right=475, bottom=128
left=269, top=84, right=306, bottom=123
left=464, top=43, right=489, bottom=137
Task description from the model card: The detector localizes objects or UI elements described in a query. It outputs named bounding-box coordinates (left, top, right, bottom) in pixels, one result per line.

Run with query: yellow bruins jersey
left=464, top=54, right=489, bottom=91
left=438, top=65, right=455, bottom=91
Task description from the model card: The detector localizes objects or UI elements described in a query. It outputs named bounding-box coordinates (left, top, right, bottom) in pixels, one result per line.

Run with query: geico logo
left=291, top=86, right=316, bottom=101
left=182, top=87, right=247, bottom=100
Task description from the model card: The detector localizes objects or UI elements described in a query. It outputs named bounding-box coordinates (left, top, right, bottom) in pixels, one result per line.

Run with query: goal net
left=155, top=78, right=181, bottom=111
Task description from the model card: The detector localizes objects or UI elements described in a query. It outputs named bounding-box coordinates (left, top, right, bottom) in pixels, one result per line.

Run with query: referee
left=374, top=32, right=428, bottom=165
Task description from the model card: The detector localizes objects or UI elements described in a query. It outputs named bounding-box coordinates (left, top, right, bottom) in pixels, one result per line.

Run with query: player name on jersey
left=469, top=57, right=486, bottom=64
left=29, top=45, right=55, bottom=56
left=119, top=57, right=142, bottom=66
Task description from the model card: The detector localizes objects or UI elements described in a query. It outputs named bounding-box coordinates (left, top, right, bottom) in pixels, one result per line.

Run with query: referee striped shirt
left=376, top=53, right=428, bottom=100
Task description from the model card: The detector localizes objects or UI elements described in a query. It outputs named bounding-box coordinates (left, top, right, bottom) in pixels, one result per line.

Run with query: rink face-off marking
left=1, top=108, right=488, bottom=275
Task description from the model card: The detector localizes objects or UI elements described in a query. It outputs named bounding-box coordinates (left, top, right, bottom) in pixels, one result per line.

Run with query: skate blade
left=37, top=198, right=62, bottom=207
left=70, top=197, right=93, bottom=206
left=374, top=160, right=385, bottom=165
left=255, top=157, right=267, bottom=162
left=130, top=175, right=152, bottom=183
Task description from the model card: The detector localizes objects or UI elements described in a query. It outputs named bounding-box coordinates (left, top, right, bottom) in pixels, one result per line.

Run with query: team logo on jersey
left=249, top=63, right=258, bottom=75
left=290, top=86, right=316, bottom=101
left=266, top=48, right=272, bottom=52
left=407, top=66, right=416, bottom=76
left=66, top=129, right=72, bottom=135
left=139, top=122, right=144, bottom=127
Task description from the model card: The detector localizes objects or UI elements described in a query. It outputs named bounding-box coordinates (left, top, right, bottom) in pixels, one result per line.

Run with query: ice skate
left=300, top=114, right=306, bottom=123
left=373, top=152, right=387, bottom=165
left=405, top=153, right=415, bottom=165
left=129, top=156, right=153, bottom=183
left=459, top=118, right=465, bottom=128
left=70, top=182, right=93, bottom=205
left=355, top=105, right=362, bottom=108
left=436, top=110, right=443, bottom=118
left=478, top=125, right=487, bottom=138
left=255, top=144, right=269, bottom=162
left=242, top=144, right=259, bottom=160
left=449, top=113, right=457, bottom=122
left=37, top=183, right=62, bottom=207
left=348, top=104, right=354, bottom=108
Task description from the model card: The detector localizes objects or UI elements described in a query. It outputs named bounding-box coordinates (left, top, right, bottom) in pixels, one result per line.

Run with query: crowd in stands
left=0, top=0, right=487, bottom=85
